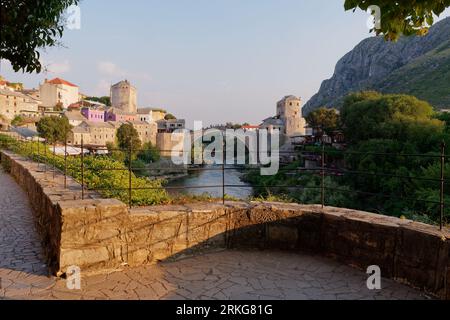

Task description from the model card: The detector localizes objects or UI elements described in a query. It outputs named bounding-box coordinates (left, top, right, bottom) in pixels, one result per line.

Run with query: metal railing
left=1, top=134, right=448, bottom=230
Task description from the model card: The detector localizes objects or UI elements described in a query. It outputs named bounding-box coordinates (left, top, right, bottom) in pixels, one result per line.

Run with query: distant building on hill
left=125, top=121, right=157, bottom=146
left=0, top=87, right=40, bottom=121
left=81, top=107, right=105, bottom=122
left=68, top=121, right=116, bottom=146
left=105, top=107, right=137, bottom=122
left=64, top=110, right=86, bottom=127
left=157, top=119, right=185, bottom=133
left=260, top=95, right=306, bottom=139
left=241, top=125, right=260, bottom=132
left=137, top=107, right=167, bottom=123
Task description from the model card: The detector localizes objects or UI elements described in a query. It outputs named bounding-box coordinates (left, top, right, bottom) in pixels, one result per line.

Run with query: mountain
left=303, top=17, right=450, bottom=114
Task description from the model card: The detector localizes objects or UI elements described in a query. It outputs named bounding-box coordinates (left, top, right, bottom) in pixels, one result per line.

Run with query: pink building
left=105, top=107, right=136, bottom=122
left=81, top=107, right=105, bottom=122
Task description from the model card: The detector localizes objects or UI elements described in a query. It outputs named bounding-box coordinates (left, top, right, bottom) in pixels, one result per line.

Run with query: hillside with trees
left=247, top=92, right=450, bottom=225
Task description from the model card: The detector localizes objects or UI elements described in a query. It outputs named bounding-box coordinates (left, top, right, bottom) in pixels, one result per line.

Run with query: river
left=165, top=165, right=254, bottom=200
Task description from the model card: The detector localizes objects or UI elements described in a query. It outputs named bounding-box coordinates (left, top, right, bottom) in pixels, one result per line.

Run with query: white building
left=39, top=78, right=79, bottom=109
left=137, top=107, right=167, bottom=123
left=64, top=110, right=87, bottom=127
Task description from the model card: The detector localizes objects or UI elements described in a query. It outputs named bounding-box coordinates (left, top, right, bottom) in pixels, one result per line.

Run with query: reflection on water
left=166, top=165, right=253, bottom=200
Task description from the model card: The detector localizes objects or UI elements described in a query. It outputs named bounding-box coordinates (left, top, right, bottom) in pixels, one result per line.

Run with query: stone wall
left=1, top=150, right=450, bottom=299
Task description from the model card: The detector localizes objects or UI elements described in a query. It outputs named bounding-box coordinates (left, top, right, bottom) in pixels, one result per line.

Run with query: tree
left=1, top=0, right=80, bottom=73
left=54, top=102, right=64, bottom=112
left=305, top=107, right=340, bottom=136
left=116, top=123, right=141, bottom=151
left=340, top=91, right=444, bottom=150
left=36, top=116, right=72, bottom=144
left=138, top=142, right=160, bottom=163
left=11, top=115, right=25, bottom=127
left=164, top=113, right=176, bottom=120
left=345, top=0, right=450, bottom=40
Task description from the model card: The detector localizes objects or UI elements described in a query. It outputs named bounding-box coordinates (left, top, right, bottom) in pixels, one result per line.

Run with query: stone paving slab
left=0, top=168, right=429, bottom=300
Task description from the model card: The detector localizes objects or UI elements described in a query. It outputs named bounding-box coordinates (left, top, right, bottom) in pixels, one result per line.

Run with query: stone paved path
left=0, top=169, right=428, bottom=300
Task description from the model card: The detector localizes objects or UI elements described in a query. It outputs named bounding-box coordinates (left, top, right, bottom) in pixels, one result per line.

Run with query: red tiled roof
left=68, top=102, right=82, bottom=109
left=47, top=78, right=78, bottom=87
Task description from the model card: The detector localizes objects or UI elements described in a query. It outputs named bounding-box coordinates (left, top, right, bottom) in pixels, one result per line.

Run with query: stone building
left=276, top=95, right=306, bottom=137
left=157, top=132, right=186, bottom=157
left=68, top=121, right=116, bottom=146
left=20, top=89, right=41, bottom=101
left=157, top=119, right=186, bottom=133
left=67, top=126, right=90, bottom=146
left=64, top=110, right=86, bottom=127
left=0, top=87, right=40, bottom=121
left=81, top=107, right=105, bottom=122
left=128, top=121, right=157, bottom=146
left=105, top=107, right=137, bottom=122
left=110, top=80, right=137, bottom=114
left=39, top=78, right=79, bottom=109
left=260, top=95, right=306, bottom=139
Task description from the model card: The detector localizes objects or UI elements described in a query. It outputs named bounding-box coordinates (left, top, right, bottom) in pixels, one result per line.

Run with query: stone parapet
left=1, top=150, right=449, bottom=299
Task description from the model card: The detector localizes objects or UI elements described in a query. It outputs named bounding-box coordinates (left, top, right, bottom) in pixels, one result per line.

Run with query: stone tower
left=276, top=95, right=306, bottom=137
left=110, top=80, right=137, bottom=114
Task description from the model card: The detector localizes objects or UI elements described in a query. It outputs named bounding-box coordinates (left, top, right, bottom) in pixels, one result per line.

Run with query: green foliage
left=295, top=176, right=356, bottom=208
left=36, top=116, right=72, bottom=144
left=116, top=123, right=141, bottom=151
left=131, top=159, right=147, bottom=177
left=85, top=96, right=111, bottom=106
left=252, top=193, right=294, bottom=204
left=54, top=102, right=64, bottom=111
left=245, top=92, right=450, bottom=225
left=377, top=40, right=450, bottom=108
left=1, top=135, right=169, bottom=205
left=0, top=0, right=80, bottom=73
left=11, top=115, right=25, bottom=127
left=435, top=112, right=450, bottom=134
left=344, top=0, right=450, bottom=40
left=138, top=142, right=160, bottom=163
left=305, top=107, right=340, bottom=135
left=106, top=142, right=125, bottom=163
left=341, top=92, right=444, bottom=151
left=164, top=113, right=176, bottom=120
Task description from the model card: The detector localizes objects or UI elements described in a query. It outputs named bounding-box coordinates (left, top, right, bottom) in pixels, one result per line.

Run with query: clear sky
left=1, top=1, right=449, bottom=127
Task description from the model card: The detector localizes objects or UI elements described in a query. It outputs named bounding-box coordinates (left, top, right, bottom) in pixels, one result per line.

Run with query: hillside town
left=0, top=76, right=188, bottom=152
left=0, top=75, right=319, bottom=156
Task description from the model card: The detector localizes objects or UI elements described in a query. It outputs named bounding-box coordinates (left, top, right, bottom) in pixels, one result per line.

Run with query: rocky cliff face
left=304, top=17, right=450, bottom=114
